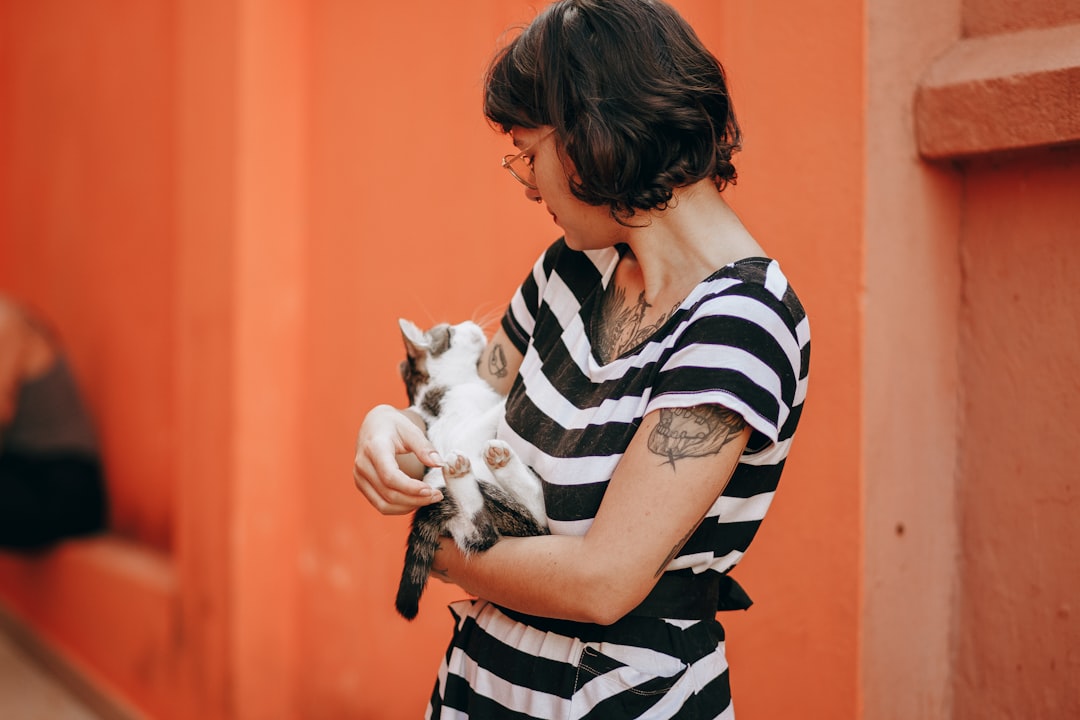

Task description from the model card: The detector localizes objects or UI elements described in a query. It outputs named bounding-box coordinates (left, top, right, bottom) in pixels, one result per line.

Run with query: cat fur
left=394, top=318, right=547, bottom=620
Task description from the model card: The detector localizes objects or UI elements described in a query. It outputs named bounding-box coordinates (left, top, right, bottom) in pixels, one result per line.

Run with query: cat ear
left=399, top=318, right=429, bottom=358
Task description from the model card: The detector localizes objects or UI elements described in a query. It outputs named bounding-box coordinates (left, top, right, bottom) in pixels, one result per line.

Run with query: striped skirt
left=426, top=599, right=735, bottom=719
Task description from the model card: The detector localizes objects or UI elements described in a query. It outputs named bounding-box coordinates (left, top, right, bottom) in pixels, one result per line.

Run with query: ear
left=398, top=318, right=429, bottom=358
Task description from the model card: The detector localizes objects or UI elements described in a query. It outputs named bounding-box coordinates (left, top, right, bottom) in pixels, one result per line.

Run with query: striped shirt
left=500, top=240, right=810, bottom=576
left=428, top=239, right=810, bottom=719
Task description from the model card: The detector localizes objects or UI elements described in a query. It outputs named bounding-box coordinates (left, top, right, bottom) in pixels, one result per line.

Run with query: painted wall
left=0, top=0, right=1001, bottom=718
left=299, top=2, right=862, bottom=718
left=865, top=0, right=964, bottom=716
left=0, top=0, right=176, bottom=553
left=954, top=149, right=1080, bottom=719
left=868, top=0, right=1080, bottom=717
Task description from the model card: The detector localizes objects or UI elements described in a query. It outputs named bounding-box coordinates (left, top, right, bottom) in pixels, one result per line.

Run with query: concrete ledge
left=0, top=604, right=146, bottom=720
left=0, top=534, right=175, bottom=604
left=0, top=535, right=176, bottom=718
left=915, top=23, right=1080, bottom=159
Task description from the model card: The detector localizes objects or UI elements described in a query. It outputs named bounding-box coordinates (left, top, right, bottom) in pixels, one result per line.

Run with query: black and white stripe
left=428, top=239, right=810, bottom=719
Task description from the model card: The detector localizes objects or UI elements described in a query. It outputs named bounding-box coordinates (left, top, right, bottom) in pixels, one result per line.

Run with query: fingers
left=394, top=412, right=443, bottom=469
left=353, top=445, right=442, bottom=515
left=352, top=464, right=431, bottom=515
left=352, top=406, right=444, bottom=515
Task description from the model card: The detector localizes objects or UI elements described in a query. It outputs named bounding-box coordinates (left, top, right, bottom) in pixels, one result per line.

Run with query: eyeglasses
left=501, top=130, right=554, bottom=190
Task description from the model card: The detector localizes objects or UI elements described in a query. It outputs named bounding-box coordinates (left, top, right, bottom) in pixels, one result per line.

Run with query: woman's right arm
left=352, top=404, right=444, bottom=515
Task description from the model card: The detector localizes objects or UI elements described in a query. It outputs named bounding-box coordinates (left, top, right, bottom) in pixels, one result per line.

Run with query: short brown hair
left=484, top=0, right=741, bottom=222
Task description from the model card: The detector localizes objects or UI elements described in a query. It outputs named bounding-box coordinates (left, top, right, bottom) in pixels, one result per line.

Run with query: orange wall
left=704, top=2, right=863, bottom=718
left=0, top=0, right=176, bottom=553
left=299, top=1, right=862, bottom=718
left=0, top=1, right=863, bottom=718
left=0, top=0, right=1069, bottom=716
left=954, top=148, right=1080, bottom=719
left=866, top=0, right=1080, bottom=717
left=864, top=0, right=965, bottom=716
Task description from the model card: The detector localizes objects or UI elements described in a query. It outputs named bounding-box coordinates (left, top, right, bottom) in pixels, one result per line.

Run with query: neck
left=620, top=180, right=763, bottom=303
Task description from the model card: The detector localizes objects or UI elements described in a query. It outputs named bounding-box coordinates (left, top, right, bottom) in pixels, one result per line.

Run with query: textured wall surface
left=955, top=147, right=1080, bottom=720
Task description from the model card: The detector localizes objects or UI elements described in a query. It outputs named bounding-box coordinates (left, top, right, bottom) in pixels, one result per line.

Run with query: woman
left=0, top=297, right=107, bottom=550
left=353, top=1, right=810, bottom=717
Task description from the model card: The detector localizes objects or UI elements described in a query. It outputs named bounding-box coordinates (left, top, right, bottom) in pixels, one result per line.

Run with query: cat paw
left=443, top=451, right=472, bottom=479
left=483, top=440, right=513, bottom=470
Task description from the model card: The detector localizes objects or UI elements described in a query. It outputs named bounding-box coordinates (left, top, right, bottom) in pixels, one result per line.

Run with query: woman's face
left=510, top=126, right=626, bottom=251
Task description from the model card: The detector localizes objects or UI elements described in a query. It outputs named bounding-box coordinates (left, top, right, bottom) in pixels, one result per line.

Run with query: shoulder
left=717, top=258, right=806, bottom=324
left=687, top=258, right=808, bottom=338
left=665, top=257, right=810, bottom=392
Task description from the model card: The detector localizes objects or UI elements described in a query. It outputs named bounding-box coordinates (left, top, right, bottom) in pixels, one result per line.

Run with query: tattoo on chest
left=594, top=285, right=678, bottom=363
left=648, top=406, right=747, bottom=470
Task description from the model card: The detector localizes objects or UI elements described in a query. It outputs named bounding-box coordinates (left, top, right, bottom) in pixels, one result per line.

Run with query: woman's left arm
left=433, top=403, right=750, bottom=625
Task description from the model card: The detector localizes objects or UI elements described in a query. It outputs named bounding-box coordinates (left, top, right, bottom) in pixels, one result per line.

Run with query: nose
left=524, top=186, right=542, bottom=204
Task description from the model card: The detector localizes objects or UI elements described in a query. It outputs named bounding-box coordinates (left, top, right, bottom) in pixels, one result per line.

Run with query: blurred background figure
left=0, top=296, right=107, bottom=550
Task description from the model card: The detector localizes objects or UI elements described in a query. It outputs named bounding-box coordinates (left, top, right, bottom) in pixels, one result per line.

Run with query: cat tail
left=395, top=503, right=447, bottom=620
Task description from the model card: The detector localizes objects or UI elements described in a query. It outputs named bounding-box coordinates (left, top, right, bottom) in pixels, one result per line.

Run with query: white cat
left=394, top=319, right=547, bottom=620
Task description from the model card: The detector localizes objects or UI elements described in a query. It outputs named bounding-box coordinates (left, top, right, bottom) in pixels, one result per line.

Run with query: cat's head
left=398, top=319, right=488, bottom=405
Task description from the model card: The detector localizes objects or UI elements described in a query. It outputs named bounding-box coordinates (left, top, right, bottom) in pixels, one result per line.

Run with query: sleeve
left=645, top=282, right=804, bottom=447
left=499, top=240, right=564, bottom=355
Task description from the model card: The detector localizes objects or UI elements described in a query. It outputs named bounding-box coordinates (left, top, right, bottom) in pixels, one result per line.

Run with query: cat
left=394, top=318, right=547, bottom=620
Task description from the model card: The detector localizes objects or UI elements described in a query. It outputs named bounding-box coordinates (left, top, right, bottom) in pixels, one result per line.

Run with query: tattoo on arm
left=648, top=405, right=747, bottom=575
left=655, top=524, right=698, bottom=578
left=431, top=539, right=449, bottom=579
left=647, top=405, right=747, bottom=470
left=487, top=342, right=508, bottom=378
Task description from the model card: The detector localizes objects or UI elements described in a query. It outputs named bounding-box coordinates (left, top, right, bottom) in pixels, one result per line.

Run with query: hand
left=352, top=404, right=444, bottom=515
